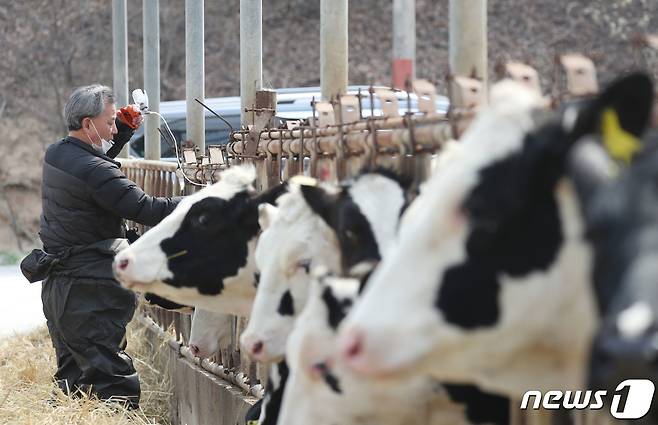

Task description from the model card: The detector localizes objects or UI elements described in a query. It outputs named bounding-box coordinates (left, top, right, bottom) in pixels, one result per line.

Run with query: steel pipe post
left=143, top=0, right=161, bottom=160
left=449, top=0, right=487, bottom=86
left=392, top=0, right=415, bottom=89
left=240, top=0, right=262, bottom=126
left=186, top=0, right=205, bottom=152
left=321, top=0, right=348, bottom=101
left=112, top=0, right=130, bottom=157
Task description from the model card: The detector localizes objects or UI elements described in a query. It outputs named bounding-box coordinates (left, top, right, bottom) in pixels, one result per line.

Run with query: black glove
left=106, top=119, right=135, bottom=158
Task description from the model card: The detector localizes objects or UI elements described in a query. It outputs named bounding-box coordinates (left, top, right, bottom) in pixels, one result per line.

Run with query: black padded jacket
left=39, top=121, right=181, bottom=255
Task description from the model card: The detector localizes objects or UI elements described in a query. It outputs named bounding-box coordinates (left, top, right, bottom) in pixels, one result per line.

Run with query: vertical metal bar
left=449, top=0, right=487, bottom=87
left=321, top=0, right=348, bottom=101
left=392, top=0, right=415, bottom=89
left=143, top=0, right=161, bottom=160
left=240, top=0, right=262, bottom=126
left=112, top=0, right=130, bottom=158
left=186, top=0, right=205, bottom=153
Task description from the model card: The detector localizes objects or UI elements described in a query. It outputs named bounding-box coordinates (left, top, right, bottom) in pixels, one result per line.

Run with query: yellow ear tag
left=601, top=107, right=640, bottom=164
left=290, top=175, right=318, bottom=187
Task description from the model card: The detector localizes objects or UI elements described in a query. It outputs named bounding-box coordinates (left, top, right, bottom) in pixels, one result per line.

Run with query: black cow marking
left=444, top=384, right=510, bottom=425
left=314, top=362, right=342, bottom=394
left=161, top=194, right=257, bottom=295
left=321, top=286, right=353, bottom=330
left=144, top=293, right=190, bottom=311
left=277, top=290, right=295, bottom=316
left=298, top=259, right=311, bottom=274
left=253, top=272, right=261, bottom=288
left=357, top=269, right=373, bottom=295
left=436, top=122, right=569, bottom=329
left=258, top=360, right=289, bottom=425
left=160, top=183, right=288, bottom=296
left=301, top=185, right=380, bottom=275
left=301, top=169, right=409, bottom=278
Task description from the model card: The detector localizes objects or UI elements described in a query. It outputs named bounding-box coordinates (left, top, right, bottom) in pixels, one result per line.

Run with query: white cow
left=113, top=165, right=287, bottom=315
left=241, top=172, right=408, bottom=361
left=338, top=75, right=652, bottom=398
left=188, top=309, right=233, bottom=358
left=278, top=272, right=506, bottom=425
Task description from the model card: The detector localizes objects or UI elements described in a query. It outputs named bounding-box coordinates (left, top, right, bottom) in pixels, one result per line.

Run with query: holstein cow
left=278, top=271, right=509, bottom=425
left=337, top=73, right=654, bottom=398
left=241, top=171, right=409, bottom=362
left=242, top=171, right=410, bottom=424
left=585, top=133, right=658, bottom=419
left=188, top=308, right=232, bottom=358
left=113, top=165, right=287, bottom=315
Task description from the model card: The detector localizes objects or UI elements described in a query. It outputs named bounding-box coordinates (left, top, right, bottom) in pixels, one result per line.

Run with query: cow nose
left=117, top=258, right=130, bottom=271
left=252, top=341, right=264, bottom=355
left=189, top=344, right=200, bottom=357
left=114, top=251, right=135, bottom=278
left=341, top=327, right=364, bottom=361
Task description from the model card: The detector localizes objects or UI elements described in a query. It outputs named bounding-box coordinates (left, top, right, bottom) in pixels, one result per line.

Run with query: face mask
left=88, top=121, right=114, bottom=154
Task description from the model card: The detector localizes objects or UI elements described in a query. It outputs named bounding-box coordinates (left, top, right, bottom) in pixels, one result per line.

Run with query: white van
left=128, top=86, right=449, bottom=160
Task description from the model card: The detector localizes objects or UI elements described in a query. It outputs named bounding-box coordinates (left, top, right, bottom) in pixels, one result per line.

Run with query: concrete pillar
left=449, top=0, right=487, bottom=86
left=186, top=0, right=205, bottom=152
left=112, top=0, right=130, bottom=157
left=321, top=0, right=348, bottom=101
left=240, top=0, right=262, bottom=126
left=143, top=0, right=161, bottom=160
left=392, top=0, right=415, bottom=89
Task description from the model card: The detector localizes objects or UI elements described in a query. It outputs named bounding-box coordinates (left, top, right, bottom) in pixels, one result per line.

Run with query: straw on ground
left=0, top=316, right=171, bottom=425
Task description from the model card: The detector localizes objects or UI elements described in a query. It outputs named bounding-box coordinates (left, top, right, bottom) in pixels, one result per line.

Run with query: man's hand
left=117, top=104, right=144, bottom=129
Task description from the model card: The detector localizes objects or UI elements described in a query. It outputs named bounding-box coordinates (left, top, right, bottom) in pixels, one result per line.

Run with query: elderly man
left=22, top=84, right=181, bottom=408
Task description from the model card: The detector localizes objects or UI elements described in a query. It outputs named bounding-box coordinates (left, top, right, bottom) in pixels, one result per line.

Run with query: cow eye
left=344, top=230, right=358, bottom=243
left=297, top=259, right=311, bottom=273
left=193, top=213, right=210, bottom=228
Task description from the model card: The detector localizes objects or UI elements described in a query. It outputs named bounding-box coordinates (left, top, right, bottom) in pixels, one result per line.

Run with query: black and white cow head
left=113, top=165, right=287, bottom=316
left=278, top=271, right=438, bottom=425
left=300, top=168, right=410, bottom=280
left=188, top=308, right=233, bottom=359
left=240, top=171, right=408, bottom=362
left=337, top=74, right=654, bottom=397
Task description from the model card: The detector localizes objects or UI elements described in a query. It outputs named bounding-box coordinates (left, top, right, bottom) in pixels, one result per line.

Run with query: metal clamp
left=374, top=89, right=400, bottom=118
left=310, top=99, right=319, bottom=177
left=413, top=79, right=438, bottom=116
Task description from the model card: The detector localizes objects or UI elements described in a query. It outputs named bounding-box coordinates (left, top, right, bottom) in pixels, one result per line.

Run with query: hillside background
left=0, top=0, right=656, bottom=254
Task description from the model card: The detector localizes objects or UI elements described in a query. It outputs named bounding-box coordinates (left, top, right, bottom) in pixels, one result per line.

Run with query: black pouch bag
left=20, top=249, right=67, bottom=283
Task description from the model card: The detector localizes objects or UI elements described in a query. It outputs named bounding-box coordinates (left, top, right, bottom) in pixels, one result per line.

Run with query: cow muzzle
left=113, top=250, right=153, bottom=290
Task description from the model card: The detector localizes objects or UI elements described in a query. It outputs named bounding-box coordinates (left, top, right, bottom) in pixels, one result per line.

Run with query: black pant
left=41, top=275, right=140, bottom=408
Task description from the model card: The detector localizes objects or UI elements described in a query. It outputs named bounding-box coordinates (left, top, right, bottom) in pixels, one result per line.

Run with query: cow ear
left=570, top=72, right=653, bottom=163
left=258, top=203, right=279, bottom=231
left=252, top=182, right=289, bottom=206
left=300, top=184, right=336, bottom=226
